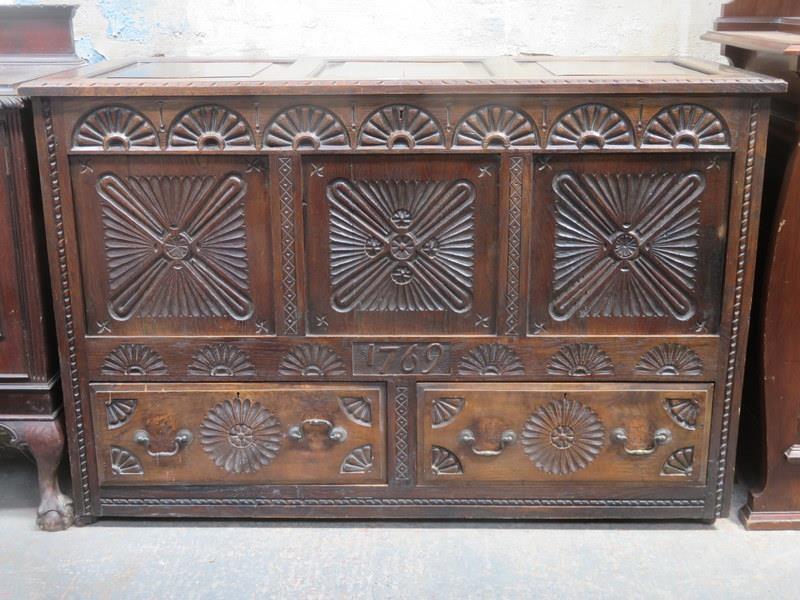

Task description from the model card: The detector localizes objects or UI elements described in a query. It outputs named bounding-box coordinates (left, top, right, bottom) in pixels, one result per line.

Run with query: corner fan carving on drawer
left=97, top=173, right=254, bottom=320
left=327, top=178, right=476, bottom=313
left=550, top=170, right=704, bottom=321
left=70, top=102, right=729, bottom=151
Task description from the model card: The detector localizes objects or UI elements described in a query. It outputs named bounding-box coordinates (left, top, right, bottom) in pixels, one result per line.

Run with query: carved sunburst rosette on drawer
left=521, top=395, right=605, bottom=475
left=200, top=395, right=282, bottom=474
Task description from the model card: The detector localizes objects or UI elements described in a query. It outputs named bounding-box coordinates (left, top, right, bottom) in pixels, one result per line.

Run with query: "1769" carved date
left=352, top=343, right=451, bottom=375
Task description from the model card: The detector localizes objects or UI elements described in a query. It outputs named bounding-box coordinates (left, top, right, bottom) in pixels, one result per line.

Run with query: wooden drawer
left=91, top=383, right=386, bottom=485
left=419, top=382, right=712, bottom=484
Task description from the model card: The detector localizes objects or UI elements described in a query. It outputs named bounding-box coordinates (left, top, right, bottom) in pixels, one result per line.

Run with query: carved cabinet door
left=529, top=154, right=730, bottom=335
left=303, top=155, right=500, bottom=336
left=69, top=156, right=274, bottom=337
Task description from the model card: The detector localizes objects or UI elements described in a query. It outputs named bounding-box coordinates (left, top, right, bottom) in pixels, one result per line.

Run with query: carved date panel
left=529, top=155, right=730, bottom=335
left=419, top=382, right=712, bottom=484
left=352, top=342, right=451, bottom=375
left=304, top=156, right=500, bottom=335
left=70, top=157, right=274, bottom=336
left=91, top=383, right=386, bottom=485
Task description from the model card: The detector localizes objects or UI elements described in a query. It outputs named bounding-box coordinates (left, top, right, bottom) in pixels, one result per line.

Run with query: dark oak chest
left=21, top=56, right=784, bottom=523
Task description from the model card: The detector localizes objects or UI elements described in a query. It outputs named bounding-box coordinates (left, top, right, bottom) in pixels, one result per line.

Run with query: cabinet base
left=740, top=498, right=800, bottom=530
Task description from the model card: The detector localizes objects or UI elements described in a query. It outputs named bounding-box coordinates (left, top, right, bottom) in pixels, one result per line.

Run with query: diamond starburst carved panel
left=97, top=173, right=253, bottom=321
left=327, top=178, right=476, bottom=313
left=549, top=171, right=705, bottom=321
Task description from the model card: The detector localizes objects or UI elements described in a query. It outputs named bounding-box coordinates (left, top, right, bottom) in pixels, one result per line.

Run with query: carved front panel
left=529, top=155, right=730, bottom=335
left=304, top=156, right=499, bottom=335
left=70, top=157, right=274, bottom=336
left=92, top=383, right=386, bottom=484
left=419, top=382, right=712, bottom=484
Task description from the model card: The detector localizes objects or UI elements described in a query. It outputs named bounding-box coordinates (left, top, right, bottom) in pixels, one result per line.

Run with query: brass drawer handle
left=610, top=427, right=672, bottom=456
left=133, top=429, right=193, bottom=458
left=458, top=429, right=517, bottom=457
left=288, top=418, right=348, bottom=443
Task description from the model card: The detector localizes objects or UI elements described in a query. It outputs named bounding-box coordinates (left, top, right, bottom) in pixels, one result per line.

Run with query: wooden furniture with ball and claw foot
left=20, top=56, right=783, bottom=524
left=704, top=0, right=800, bottom=529
left=0, top=5, right=83, bottom=531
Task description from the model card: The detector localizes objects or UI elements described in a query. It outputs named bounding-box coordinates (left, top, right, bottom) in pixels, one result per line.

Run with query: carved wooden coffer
left=21, top=57, right=781, bottom=522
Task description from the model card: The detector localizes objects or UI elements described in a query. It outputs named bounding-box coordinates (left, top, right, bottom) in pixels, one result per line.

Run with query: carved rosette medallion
left=168, top=104, right=254, bottom=150
left=98, top=174, right=253, bottom=321
left=200, top=396, right=282, bottom=474
left=550, top=171, right=704, bottom=321
left=73, top=106, right=159, bottom=150
left=101, top=344, right=167, bottom=376
left=453, top=105, right=538, bottom=148
left=188, top=344, right=256, bottom=377
left=522, top=396, right=605, bottom=475
left=358, top=104, right=443, bottom=148
left=546, top=343, right=614, bottom=377
left=265, top=105, right=349, bottom=149
left=457, top=344, right=524, bottom=376
left=278, top=344, right=346, bottom=376
left=327, top=179, right=476, bottom=313
left=548, top=104, right=634, bottom=149
left=643, top=104, right=729, bottom=148
left=635, top=344, right=704, bottom=376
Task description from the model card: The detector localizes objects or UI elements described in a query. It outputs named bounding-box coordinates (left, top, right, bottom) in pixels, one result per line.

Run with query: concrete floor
left=1, top=450, right=799, bottom=600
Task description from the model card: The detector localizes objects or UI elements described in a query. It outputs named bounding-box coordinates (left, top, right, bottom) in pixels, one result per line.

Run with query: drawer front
left=92, top=383, right=386, bottom=485
left=303, top=155, right=500, bottom=336
left=419, top=383, right=712, bottom=484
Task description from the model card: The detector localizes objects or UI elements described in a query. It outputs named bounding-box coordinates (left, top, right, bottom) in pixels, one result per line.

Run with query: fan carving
left=328, top=178, right=475, bottom=313
left=358, top=104, right=443, bottom=148
left=521, top=395, right=605, bottom=475
left=278, top=344, right=346, bottom=376
left=547, top=103, right=634, bottom=149
left=340, top=445, right=374, bottom=474
left=200, top=395, right=282, bottom=474
left=643, top=104, right=729, bottom=148
left=663, top=397, right=701, bottom=430
left=550, top=171, right=704, bottom=321
left=431, top=397, right=465, bottom=428
left=662, top=447, right=694, bottom=476
left=431, top=445, right=463, bottom=475
left=635, top=344, right=704, bottom=376
left=546, top=344, right=614, bottom=377
left=338, top=396, right=372, bottom=426
left=105, top=398, right=137, bottom=429
left=453, top=105, right=538, bottom=148
left=73, top=106, right=159, bottom=150
left=188, top=344, right=255, bottom=377
left=101, top=344, right=167, bottom=376
left=457, top=344, right=524, bottom=376
left=168, top=104, right=254, bottom=150
left=98, top=173, right=253, bottom=321
left=110, top=446, right=143, bottom=475
left=265, top=105, right=349, bottom=149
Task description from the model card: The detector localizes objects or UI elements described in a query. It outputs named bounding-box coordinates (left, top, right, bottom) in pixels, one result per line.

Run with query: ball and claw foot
left=0, top=417, right=75, bottom=531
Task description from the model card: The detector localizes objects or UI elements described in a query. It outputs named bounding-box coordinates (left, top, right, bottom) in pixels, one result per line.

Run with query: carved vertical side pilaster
left=278, top=156, right=300, bottom=335
left=40, top=98, right=92, bottom=513
left=715, top=100, right=760, bottom=516
left=504, top=156, right=524, bottom=335
left=394, top=384, right=410, bottom=482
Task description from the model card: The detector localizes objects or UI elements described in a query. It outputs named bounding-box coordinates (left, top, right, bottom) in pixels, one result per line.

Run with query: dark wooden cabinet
left=20, top=56, right=783, bottom=523
left=704, top=0, right=800, bottom=529
left=0, top=5, right=83, bottom=530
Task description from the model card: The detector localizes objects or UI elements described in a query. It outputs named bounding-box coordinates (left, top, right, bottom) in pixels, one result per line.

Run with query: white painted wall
left=6, top=0, right=727, bottom=65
